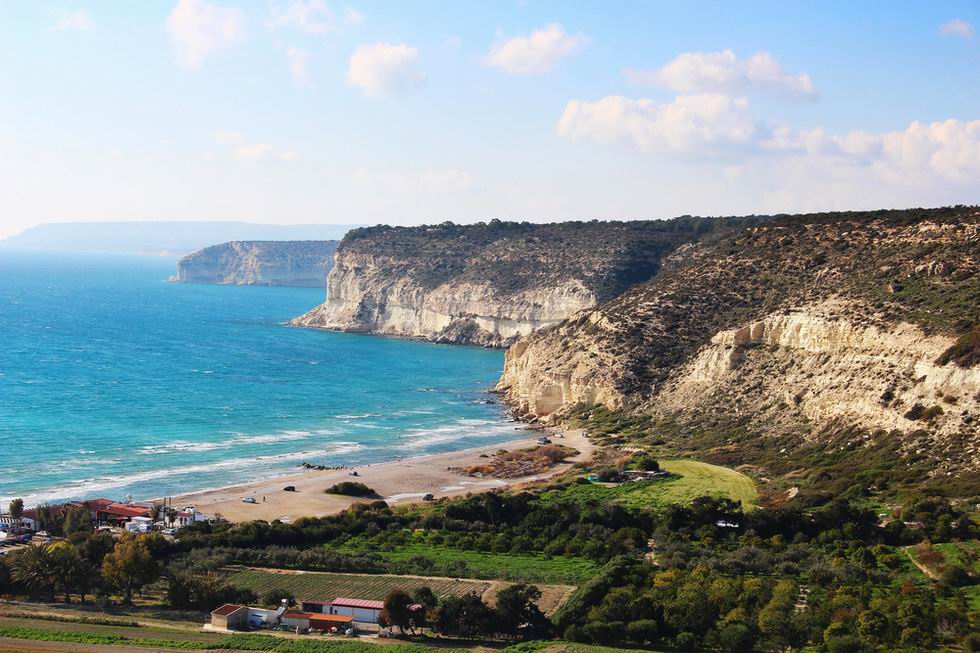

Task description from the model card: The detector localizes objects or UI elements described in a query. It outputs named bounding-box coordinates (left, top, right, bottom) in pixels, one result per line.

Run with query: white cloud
left=626, top=49, right=817, bottom=100
left=268, top=0, right=363, bottom=34
left=558, top=94, right=758, bottom=155
left=485, top=23, right=585, bottom=75
left=286, top=47, right=311, bottom=86
left=558, top=92, right=980, bottom=184
left=52, top=9, right=96, bottom=32
left=166, top=0, right=245, bottom=69
left=213, top=131, right=294, bottom=162
left=939, top=19, right=975, bottom=39
left=348, top=43, right=425, bottom=96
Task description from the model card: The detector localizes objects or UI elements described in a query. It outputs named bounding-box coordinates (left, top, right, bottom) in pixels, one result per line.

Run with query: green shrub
left=325, top=482, right=377, bottom=497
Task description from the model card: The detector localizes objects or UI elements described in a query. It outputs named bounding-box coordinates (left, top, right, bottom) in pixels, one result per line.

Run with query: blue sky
left=1, top=1, right=979, bottom=238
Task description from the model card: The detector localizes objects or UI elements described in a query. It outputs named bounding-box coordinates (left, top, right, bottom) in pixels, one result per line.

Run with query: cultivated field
left=225, top=567, right=574, bottom=615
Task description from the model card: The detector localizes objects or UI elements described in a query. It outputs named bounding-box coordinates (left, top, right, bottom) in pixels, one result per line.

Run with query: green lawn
left=352, top=542, right=600, bottom=584
left=538, top=459, right=757, bottom=511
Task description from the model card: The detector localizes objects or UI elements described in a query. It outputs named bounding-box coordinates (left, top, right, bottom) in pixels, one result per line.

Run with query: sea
left=0, top=249, right=519, bottom=509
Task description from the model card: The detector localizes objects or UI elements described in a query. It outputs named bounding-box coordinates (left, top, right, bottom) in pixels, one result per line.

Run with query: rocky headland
left=171, top=240, right=337, bottom=287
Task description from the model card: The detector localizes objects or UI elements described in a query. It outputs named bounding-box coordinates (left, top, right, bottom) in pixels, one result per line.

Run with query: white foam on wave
left=396, top=417, right=516, bottom=450
left=5, top=441, right=364, bottom=507
left=137, top=428, right=342, bottom=455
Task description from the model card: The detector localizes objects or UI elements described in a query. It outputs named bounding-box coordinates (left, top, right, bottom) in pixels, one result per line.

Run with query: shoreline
left=169, top=427, right=593, bottom=523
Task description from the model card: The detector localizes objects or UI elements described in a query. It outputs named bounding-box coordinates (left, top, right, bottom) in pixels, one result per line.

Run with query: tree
left=718, top=622, right=755, bottom=653
left=8, top=499, right=24, bottom=532
left=495, top=583, right=547, bottom=639
left=8, top=544, right=55, bottom=599
left=411, top=586, right=438, bottom=630
left=48, top=541, right=90, bottom=602
left=101, top=535, right=159, bottom=603
left=262, top=587, right=296, bottom=608
left=62, top=505, right=91, bottom=539
left=381, top=589, right=415, bottom=634
left=434, top=593, right=496, bottom=638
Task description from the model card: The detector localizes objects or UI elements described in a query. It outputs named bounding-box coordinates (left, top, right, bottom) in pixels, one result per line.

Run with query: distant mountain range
left=1, top=221, right=362, bottom=256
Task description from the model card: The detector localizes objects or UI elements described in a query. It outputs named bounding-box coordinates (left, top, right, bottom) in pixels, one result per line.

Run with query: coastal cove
left=0, top=249, right=517, bottom=509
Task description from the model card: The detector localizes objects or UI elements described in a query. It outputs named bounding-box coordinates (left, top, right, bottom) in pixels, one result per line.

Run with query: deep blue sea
left=0, top=249, right=516, bottom=509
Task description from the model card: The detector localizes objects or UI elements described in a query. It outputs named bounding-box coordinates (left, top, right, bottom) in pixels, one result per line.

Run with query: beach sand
left=170, top=428, right=593, bottom=523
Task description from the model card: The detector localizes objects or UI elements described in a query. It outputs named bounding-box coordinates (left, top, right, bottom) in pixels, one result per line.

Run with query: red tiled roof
left=283, top=612, right=316, bottom=619
left=332, top=597, right=384, bottom=610
left=104, top=504, right=151, bottom=518
left=212, top=604, right=245, bottom=616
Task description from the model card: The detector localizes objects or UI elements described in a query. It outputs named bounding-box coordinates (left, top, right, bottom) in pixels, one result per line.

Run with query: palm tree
left=9, top=544, right=55, bottom=599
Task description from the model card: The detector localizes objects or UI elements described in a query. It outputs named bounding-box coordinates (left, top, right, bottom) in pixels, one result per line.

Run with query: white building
left=125, top=516, right=154, bottom=533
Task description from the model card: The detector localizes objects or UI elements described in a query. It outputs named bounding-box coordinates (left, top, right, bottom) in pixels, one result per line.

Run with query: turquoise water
left=0, top=249, right=516, bottom=508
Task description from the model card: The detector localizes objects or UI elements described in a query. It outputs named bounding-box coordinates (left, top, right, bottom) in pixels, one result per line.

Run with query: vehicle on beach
left=422, top=493, right=435, bottom=501
left=283, top=485, right=296, bottom=492
left=536, top=436, right=552, bottom=445
left=241, top=496, right=257, bottom=504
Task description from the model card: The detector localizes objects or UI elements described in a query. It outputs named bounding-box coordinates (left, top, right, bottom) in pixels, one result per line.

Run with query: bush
left=825, top=635, right=871, bottom=653
left=325, top=482, right=377, bottom=497
left=674, top=632, right=697, bottom=649
left=964, top=632, right=980, bottom=653
left=717, top=623, right=754, bottom=652
left=262, top=587, right=296, bottom=607
left=626, top=619, right=659, bottom=644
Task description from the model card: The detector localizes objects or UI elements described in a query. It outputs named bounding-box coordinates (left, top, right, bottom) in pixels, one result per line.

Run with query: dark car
left=283, top=485, right=296, bottom=492
left=422, top=493, right=435, bottom=501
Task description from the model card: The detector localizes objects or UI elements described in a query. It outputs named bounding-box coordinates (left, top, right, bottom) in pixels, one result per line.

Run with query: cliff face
left=172, top=240, right=337, bottom=287
left=498, top=208, right=980, bottom=474
left=292, top=219, right=753, bottom=346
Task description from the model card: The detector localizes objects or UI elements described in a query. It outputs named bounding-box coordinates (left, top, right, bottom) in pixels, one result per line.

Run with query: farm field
left=536, top=459, right=757, bottom=511
left=225, top=567, right=573, bottom=616
left=226, top=567, right=490, bottom=603
left=339, top=540, right=600, bottom=584
left=934, top=540, right=980, bottom=574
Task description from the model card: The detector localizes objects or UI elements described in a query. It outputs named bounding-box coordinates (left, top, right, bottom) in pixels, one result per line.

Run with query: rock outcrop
left=172, top=240, right=337, bottom=287
left=498, top=208, right=980, bottom=474
left=292, top=219, right=755, bottom=346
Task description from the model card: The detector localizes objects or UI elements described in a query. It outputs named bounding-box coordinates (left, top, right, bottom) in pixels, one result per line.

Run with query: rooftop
left=211, top=604, right=245, bottom=616
left=332, top=597, right=384, bottom=610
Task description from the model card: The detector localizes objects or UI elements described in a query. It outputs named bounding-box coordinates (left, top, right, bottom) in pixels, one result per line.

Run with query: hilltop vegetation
left=499, top=206, right=980, bottom=498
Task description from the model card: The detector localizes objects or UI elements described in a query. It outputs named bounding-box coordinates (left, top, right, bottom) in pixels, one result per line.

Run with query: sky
left=1, top=1, right=979, bottom=239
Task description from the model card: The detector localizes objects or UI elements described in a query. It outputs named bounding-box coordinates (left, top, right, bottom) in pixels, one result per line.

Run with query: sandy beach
left=170, top=428, right=594, bottom=522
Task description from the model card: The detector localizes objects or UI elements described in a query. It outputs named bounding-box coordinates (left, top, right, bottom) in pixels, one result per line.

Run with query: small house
left=211, top=604, right=248, bottom=630
left=327, top=597, right=385, bottom=624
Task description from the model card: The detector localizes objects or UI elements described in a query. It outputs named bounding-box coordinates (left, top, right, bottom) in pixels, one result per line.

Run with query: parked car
left=422, top=493, right=435, bottom=501
left=241, top=496, right=257, bottom=504
left=283, top=485, right=296, bottom=492
left=536, top=436, right=552, bottom=445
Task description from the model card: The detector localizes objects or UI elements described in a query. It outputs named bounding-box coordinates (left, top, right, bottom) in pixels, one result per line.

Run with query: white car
left=241, top=496, right=257, bottom=504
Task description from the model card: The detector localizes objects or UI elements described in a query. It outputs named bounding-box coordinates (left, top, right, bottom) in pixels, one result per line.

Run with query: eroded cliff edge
left=497, top=207, right=980, bottom=480
left=291, top=219, right=754, bottom=346
left=172, top=240, right=337, bottom=287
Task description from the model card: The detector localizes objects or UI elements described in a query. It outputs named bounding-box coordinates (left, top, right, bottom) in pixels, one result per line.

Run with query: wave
left=137, top=428, right=343, bottom=455
left=2, top=441, right=364, bottom=508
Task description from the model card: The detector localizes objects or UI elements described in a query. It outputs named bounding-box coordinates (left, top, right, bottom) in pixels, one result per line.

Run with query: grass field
left=341, top=541, right=600, bottom=584
left=538, top=459, right=757, bottom=511
left=226, top=567, right=490, bottom=603
left=934, top=540, right=980, bottom=574
left=225, top=567, right=573, bottom=616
